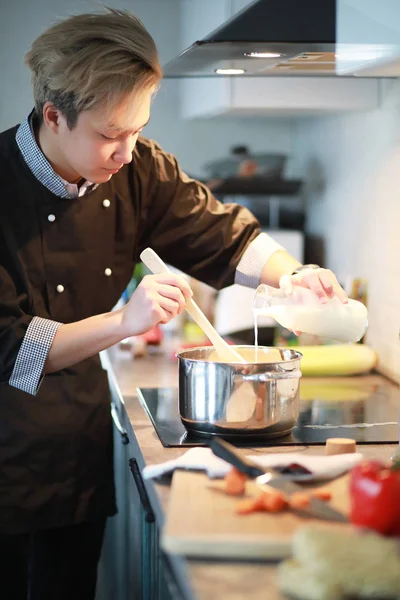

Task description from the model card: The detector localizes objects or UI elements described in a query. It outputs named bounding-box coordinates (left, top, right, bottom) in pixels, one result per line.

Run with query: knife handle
left=209, top=437, right=266, bottom=478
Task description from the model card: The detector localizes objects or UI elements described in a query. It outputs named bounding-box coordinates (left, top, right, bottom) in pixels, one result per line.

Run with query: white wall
left=0, top=0, right=292, bottom=178
left=292, top=79, right=400, bottom=382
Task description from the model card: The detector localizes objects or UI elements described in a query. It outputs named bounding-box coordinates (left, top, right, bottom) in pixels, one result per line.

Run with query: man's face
left=55, top=88, right=153, bottom=183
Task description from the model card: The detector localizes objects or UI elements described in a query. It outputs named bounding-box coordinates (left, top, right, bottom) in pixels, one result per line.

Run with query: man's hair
left=25, top=7, right=162, bottom=128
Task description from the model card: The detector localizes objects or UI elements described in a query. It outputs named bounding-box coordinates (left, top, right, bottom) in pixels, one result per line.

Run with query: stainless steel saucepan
left=177, top=345, right=302, bottom=439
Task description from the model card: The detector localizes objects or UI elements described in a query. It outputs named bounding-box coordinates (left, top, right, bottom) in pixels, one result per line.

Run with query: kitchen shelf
left=207, top=177, right=304, bottom=229
left=210, top=177, right=302, bottom=196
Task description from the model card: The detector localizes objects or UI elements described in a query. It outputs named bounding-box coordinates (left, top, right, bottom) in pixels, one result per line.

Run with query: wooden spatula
left=140, top=248, right=246, bottom=363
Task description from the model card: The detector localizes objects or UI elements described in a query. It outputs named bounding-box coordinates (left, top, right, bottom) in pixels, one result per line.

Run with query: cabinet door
left=129, top=459, right=179, bottom=600
left=129, top=457, right=157, bottom=600
left=98, top=418, right=180, bottom=600
left=159, top=552, right=188, bottom=600
left=97, top=417, right=143, bottom=600
left=98, top=453, right=153, bottom=600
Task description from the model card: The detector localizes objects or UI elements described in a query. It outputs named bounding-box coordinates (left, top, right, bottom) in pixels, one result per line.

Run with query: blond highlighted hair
left=25, top=7, right=162, bottom=128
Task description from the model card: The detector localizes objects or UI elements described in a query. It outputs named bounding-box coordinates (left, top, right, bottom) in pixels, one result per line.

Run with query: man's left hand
left=279, top=267, right=348, bottom=304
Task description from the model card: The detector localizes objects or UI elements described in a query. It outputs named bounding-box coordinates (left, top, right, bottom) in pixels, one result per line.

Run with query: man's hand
left=260, top=251, right=347, bottom=305
left=279, top=267, right=348, bottom=304
left=121, top=273, right=193, bottom=336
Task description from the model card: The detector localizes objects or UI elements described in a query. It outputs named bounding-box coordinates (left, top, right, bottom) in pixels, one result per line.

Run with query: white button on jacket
left=56, top=284, right=65, bottom=293
left=48, top=214, right=56, bottom=222
left=102, top=199, right=111, bottom=208
left=104, top=268, right=112, bottom=277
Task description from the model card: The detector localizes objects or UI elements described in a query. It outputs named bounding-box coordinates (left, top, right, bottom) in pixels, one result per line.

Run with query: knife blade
left=209, top=437, right=348, bottom=523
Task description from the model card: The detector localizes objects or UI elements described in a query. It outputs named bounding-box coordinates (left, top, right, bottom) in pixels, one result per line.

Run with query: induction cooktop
left=137, top=379, right=400, bottom=448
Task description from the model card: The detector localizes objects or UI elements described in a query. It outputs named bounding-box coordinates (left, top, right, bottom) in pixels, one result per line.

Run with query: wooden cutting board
left=162, top=471, right=352, bottom=560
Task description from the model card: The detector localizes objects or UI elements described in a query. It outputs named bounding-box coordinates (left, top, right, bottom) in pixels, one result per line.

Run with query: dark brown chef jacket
left=0, top=125, right=261, bottom=534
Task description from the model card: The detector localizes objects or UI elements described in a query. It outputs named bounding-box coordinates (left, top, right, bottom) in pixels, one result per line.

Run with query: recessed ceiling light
left=244, top=52, right=282, bottom=58
left=215, top=68, right=246, bottom=75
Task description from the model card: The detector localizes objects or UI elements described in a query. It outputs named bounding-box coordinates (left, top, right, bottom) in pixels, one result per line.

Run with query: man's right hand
left=121, top=273, right=193, bottom=336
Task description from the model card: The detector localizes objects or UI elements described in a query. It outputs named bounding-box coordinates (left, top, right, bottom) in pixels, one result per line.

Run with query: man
left=0, top=7, right=347, bottom=599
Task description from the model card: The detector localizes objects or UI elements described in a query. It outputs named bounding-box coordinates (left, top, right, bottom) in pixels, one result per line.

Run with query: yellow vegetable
left=290, top=344, right=378, bottom=377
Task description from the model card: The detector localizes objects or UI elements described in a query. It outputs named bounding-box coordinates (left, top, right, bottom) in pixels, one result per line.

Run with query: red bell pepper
left=349, top=458, right=400, bottom=536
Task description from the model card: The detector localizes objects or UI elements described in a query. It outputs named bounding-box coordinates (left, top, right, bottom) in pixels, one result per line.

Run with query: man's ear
left=42, top=102, right=64, bottom=133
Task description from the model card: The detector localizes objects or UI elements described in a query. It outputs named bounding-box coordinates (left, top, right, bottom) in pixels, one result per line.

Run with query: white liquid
left=254, top=298, right=368, bottom=343
left=254, top=318, right=259, bottom=361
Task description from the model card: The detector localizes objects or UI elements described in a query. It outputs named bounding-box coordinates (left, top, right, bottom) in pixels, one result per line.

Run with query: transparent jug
left=253, top=285, right=368, bottom=343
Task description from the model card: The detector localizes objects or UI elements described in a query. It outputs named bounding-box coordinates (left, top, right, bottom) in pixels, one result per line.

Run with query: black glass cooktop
left=137, top=379, right=400, bottom=447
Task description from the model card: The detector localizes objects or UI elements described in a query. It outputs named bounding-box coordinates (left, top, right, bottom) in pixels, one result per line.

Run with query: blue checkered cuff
left=9, top=317, right=63, bottom=396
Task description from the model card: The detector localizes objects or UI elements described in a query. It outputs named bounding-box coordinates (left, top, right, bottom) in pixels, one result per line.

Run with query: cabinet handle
left=129, top=458, right=155, bottom=523
left=111, top=402, right=130, bottom=445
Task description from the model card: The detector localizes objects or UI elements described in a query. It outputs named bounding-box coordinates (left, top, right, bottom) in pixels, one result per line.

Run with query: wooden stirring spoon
left=140, top=248, right=246, bottom=364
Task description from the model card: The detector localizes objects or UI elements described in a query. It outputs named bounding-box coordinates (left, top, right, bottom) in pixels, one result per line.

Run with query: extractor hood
left=163, top=0, right=400, bottom=78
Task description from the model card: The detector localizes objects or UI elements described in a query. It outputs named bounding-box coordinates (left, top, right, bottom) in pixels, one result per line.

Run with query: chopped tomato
left=289, top=491, right=311, bottom=508
left=252, top=492, right=270, bottom=511
left=260, top=489, right=288, bottom=512
left=311, top=488, right=332, bottom=501
left=224, top=467, right=247, bottom=496
left=236, top=498, right=260, bottom=515
left=236, top=489, right=288, bottom=515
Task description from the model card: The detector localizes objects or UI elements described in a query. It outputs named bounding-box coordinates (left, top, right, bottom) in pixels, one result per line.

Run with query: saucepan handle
left=236, top=370, right=302, bottom=383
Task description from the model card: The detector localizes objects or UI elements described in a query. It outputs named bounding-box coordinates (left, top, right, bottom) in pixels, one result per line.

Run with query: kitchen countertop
left=104, top=343, right=400, bottom=600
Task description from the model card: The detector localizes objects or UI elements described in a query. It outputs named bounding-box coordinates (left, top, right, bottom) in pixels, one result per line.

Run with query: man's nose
left=113, top=138, right=136, bottom=164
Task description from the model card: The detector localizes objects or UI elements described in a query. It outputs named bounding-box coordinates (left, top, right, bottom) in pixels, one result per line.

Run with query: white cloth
left=142, top=447, right=363, bottom=482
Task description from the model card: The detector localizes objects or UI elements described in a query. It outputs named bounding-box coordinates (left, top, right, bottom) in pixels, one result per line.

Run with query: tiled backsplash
left=292, top=80, right=400, bottom=383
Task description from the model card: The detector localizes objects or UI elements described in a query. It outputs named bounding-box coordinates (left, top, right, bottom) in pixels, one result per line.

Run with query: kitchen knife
left=209, top=437, right=348, bottom=523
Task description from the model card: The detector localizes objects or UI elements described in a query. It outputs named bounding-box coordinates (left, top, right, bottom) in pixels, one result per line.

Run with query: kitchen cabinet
left=96, top=403, right=178, bottom=600
left=180, top=76, right=380, bottom=119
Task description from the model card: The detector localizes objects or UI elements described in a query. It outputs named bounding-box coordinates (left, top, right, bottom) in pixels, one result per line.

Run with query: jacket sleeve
left=9, top=317, right=62, bottom=395
left=135, top=139, right=265, bottom=290
left=0, top=252, right=61, bottom=396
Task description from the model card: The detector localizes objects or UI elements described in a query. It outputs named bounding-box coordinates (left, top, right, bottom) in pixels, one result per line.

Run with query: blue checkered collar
left=16, top=110, right=98, bottom=199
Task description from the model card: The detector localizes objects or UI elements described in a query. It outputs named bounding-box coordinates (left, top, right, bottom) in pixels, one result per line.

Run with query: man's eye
left=101, top=134, right=116, bottom=140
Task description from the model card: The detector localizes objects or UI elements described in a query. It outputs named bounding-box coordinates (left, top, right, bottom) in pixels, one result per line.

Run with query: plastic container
left=253, top=285, right=368, bottom=343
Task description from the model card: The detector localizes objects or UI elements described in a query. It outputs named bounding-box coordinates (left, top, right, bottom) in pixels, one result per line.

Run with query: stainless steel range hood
left=163, top=0, right=400, bottom=78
